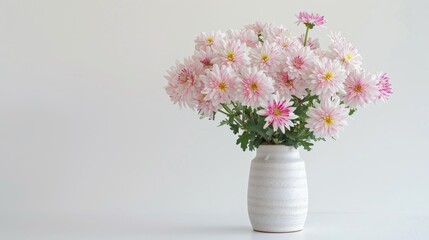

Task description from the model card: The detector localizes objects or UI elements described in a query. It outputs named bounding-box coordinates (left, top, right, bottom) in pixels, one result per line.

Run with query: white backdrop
left=1, top=0, right=429, bottom=228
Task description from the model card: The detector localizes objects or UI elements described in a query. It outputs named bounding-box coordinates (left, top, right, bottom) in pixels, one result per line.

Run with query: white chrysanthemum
left=265, top=25, right=290, bottom=42
left=328, top=32, right=363, bottom=73
left=244, top=22, right=272, bottom=41
left=285, top=46, right=316, bottom=78
left=194, top=31, right=225, bottom=51
left=238, top=67, right=274, bottom=107
left=306, top=98, right=348, bottom=139
left=200, top=64, right=238, bottom=106
left=227, top=29, right=259, bottom=48
left=307, top=57, right=346, bottom=99
left=212, top=39, right=249, bottom=70
left=164, top=57, right=204, bottom=109
left=276, top=36, right=300, bottom=53
left=273, top=68, right=307, bottom=99
left=342, top=71, right=378, bottom=108
left=249, top=43, right=282, bottom=72
left=193, top=49, right=215, bottom=69
left=196, top=93, right=219, bottom=119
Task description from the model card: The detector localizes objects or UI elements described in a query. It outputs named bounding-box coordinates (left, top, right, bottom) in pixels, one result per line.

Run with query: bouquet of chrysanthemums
left=165, top=12, right=392, bottom=151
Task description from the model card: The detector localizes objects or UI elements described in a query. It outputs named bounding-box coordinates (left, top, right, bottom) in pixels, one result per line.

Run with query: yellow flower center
left=285, top=80, right=293, bottom=88
left=261, top=54, right=269, bottom=63
left=226, top=52, right=235, bottom=61
left=250, top=83, right=259, bottom=91
left=323, top=116, right=333, bottom=125
left=282, top=43, right=288, bottom=49
left=274, top=108, right=282, bottom=116
left=180, top=75, right=189, bottom=83
left=354, top=85, right=362, bottom=92
left=207, top=37, right=214, bottom=43
left=218, top=81, right=227, bottom=92
left=323, top=72, right=334, bottom=81
left=342, top=53, right=353, bottom=62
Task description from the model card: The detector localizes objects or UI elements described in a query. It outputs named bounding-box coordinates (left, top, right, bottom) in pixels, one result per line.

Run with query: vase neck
left=256, top=145, right=300, bottom=161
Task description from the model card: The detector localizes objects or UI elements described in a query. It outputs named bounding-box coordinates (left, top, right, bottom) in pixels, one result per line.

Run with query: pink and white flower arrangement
left=165, top=11, right=392, bottom=151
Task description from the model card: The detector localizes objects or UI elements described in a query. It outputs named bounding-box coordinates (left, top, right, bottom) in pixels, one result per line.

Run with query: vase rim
left=257, top=144, right=299, bottom=154
left=257, top=144, right=298, bottom=149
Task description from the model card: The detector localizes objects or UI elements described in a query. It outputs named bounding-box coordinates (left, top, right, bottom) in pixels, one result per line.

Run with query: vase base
left=253, top=228, right=303, bottom=233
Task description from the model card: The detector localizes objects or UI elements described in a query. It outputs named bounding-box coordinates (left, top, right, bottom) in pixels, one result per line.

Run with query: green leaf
left=349, top=108, right=357, bottom=116
left=300, top=141, right=314, bottom=151
left=266, top=128, right=274, bottom=138
left=230, top=124, right=239, bottom=135
left=236, top=132, right=250, bottom=151
left=284, top=130, right=296, bottom=140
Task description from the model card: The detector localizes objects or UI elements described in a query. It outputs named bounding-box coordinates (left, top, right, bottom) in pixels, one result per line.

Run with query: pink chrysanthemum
left=298, top=34, right=320, bottom=50
left=249, top=43, right=282, bottom=72
left=328, top=33, right=362, bottom=73
left=196, top=93, right=219, bottom=119
left=194, top=31, right=225, bottom=51
left=193, top=49, right=215, bottom=69
left=257, top=97, right=298, bottom=133
left=296, top=12, right=326, bottom=28
left=306, top=99, right=348, bottom=139
left=239, top=67, right=274, bottom=107
left=285, top=46, right=316, bottom=78
left=265, top=25, right=290, bottom=43
left=273, top=68, right=307, bottom=99
left=212, top=39, right=249, bottom=69
left=342, top=71, right=378, bottom=108
left=200, top=64, right=238, bottom=106
left=375, top=73, right=393, bottom=102
left=276, top=36, right=300, bottom=53
left=228, top=29, right=259, bottom=48
left=308, top=58, right=346, bottom=99
left=165, top=58, right=203, bottom=108
left=268, top=25, right=288, bottom=36
left=245, top=22, right=271, bottom=35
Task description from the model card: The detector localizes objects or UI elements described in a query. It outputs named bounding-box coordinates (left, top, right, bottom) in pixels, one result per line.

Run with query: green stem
left=217, top=109, right=229, bottom=115
left=303, top=27, right=310, bottom=47
left=220, top=103, right=246, bottom=129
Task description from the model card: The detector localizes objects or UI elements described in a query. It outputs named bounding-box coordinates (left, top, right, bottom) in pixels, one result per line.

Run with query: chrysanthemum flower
left=193, top=49, right=215, bottom=69
left=296, top=11, right=326, bottom=28
left=249, top=43, right=282, bottom=72
left=228, top=29, right=259, bottom=48
left=239, top=67, right=274, bottom=107
left=276, top=36, right=300, bottom=53
left=265, top=25, right=290, bottom=43
left=328, top=34, right=363, bottom=73
left=273, top=68, right=307, bottom=99
left=165, top=58, right=203, bottom=108
left=200, top=64, right=238, bottom=106
left=306, top=99, right=348, bottom=139
left=257, top=97, right=298, bottom=133
left=269, top=25, right=288, bottom=36
left=212, top=39, right=249, bottom=69
left=375, top=72, right=393, bottom=102
left=194, top=31, right=225, bottom=51
left=196, top=93, right=219, bottom=119
left=308, top=58, right=346, bottom=99
left=244, top=22, right=272, bottom=39
left=285, top=46, right=316, bottom=78
left=342, top=71, right=378, bottom=108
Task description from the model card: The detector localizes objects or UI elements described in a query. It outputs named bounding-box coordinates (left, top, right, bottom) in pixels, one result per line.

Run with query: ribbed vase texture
left=247, top=145, right=308, bottom=233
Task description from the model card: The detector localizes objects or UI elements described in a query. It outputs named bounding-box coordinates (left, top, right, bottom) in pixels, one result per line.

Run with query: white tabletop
left=2, top=212, right=428, bottom=240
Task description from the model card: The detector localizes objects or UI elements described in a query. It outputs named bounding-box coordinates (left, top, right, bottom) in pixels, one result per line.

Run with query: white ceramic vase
left=247, top=145, right=308, bottom=233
